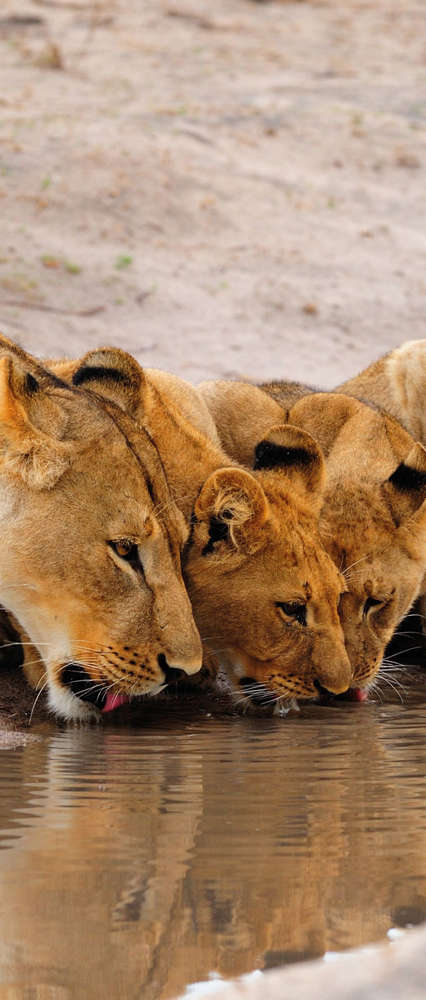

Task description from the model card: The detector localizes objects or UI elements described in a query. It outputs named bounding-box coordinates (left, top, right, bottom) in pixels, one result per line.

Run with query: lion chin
left=47, top=685, right=101, bottom=724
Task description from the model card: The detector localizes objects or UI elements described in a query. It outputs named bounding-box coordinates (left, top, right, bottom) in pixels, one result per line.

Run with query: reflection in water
left=1, top=696, right=426, bottom=998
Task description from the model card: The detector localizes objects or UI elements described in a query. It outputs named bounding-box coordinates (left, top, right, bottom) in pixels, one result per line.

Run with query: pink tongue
left=102, top=692, right=130, bottom=714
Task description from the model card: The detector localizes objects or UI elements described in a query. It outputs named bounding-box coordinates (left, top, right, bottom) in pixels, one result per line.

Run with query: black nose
left=157, top=654, right=185, bottom=686
left=61, top=663, right=107, bottom=708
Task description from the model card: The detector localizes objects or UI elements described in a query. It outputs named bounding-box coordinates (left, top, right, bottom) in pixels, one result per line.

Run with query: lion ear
left=288, top=393, right=357, bottom=457
left=0, top=355, right=70, bottom=489
left=253, top=423, right=326, bottom=501
left=194, top=468, right=269, bottom=556
left=71, top=348, right=146, bottom=418
left=384, top=441, right=426, bottom=525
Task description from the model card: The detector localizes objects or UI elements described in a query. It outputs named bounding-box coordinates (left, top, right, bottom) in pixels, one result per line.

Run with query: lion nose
left=160, top=645, right=202, bottom=677
left=314, top=679, right=347, bottom=702
left=314, top=675, right=350, bottom=696
left=314, top=672, right=350, bottom=696
left=157, top=654, right=186, bottom=686
left=312, top=634, right=352, bottom=695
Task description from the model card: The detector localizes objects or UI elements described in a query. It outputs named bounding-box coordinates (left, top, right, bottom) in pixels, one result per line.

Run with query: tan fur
left=199, top=379, right=426, bottom=689
left=338, top=339, right=426, bottom=632
left=0, top=335, right=202, bottom=721
left=46, top=349, right=353, bottom=712
left=338, top=339, right=426, bottom=445
left=199, top=380, right=285, bottom=467
left=51, top=359, right=222, bottom=447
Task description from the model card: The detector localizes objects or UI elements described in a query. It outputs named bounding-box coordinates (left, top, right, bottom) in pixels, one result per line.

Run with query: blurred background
left=1, top=0, right=425, bottom=385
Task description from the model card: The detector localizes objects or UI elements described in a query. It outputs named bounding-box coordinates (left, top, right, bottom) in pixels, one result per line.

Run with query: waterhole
left=1, top=678, right=426, bottom=999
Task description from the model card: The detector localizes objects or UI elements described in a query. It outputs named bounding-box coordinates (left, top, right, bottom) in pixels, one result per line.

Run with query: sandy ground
left=0, top=0, right=425, bottom=388
left=0, top=0, right=425, bottom=724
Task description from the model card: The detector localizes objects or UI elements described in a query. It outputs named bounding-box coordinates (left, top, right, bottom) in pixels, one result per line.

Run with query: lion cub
left=199, top=379, right=426, bottom=694
left=338, top=338, right=426, bottom=640
left=0, top=334, right=202, bottom=721
left=47, top=349, right=352, bottom=714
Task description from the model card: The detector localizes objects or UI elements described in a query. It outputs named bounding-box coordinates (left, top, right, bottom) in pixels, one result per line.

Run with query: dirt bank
left=1, top=0, right=425, bottom=388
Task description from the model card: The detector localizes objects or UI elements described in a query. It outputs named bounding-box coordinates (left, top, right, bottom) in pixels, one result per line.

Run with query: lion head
left=289, top=393, right=426, bottom=692
left=322, top=475, right=426, bottom=690
left=181, top=424, right=353, bottom=713
left=0, top=336, right=202, bottom=721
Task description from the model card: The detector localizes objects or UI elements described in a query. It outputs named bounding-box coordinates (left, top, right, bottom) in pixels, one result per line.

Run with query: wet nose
left=314, top=673, right=350, bottom=696
left=157, top=654, right=186, bottom=686
left=161, top=644, right=203, bottom=677
left=314, top=679, right=343, bottom=702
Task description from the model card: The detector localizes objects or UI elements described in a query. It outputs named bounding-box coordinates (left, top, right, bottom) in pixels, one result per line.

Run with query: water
left=1, top=690, right=426, bottom=999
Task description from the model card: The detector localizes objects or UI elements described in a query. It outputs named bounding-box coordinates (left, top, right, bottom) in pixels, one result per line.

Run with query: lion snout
left=162, top=633, right=203, bottom=676
left=311, top=637, right=353, bottom=695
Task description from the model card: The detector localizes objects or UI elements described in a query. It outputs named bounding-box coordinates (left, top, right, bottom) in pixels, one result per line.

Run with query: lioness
left=47, top=348, right=352, bottom=713
left=0, top=335, right=202, bottom=721
left=199, top=379, right=426, bottom=693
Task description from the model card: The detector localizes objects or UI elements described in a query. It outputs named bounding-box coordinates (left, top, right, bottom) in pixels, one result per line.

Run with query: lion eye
left=276, top=602, right=307, bottom=626
left=363, top=596, right=384, bottom=616
left=109, top=540, right=142, bottom=573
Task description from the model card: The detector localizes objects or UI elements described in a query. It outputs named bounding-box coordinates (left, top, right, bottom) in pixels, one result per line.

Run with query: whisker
left=343, top=553, right=371, bottom=577
left=1, top=641, right=56, bottom=650
left=382, top=646, right=422, bottom=662
left=366, top=679, right=384, bottom=704
left=29, top=676, right=50, bottom=724
left=376, top=675, right=406, bottom=703
left=391, top=629, right=426, bottom=638
left=21, top=658, right=47, bottom=670
left=380, top=669, right=410, bottom=678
